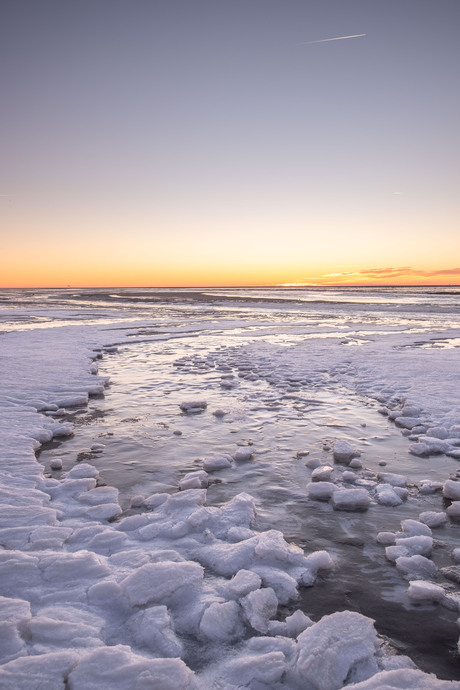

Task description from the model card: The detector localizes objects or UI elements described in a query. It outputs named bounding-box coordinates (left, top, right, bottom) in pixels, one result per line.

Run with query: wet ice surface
left=1, top=286, right=460, bottom=688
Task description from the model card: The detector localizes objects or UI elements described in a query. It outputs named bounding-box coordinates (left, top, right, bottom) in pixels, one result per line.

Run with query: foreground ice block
left=296, top=611, right=379, bottom=690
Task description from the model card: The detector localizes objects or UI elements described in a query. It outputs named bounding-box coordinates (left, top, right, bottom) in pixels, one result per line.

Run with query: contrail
left=301, top=33, right=366, bottom=45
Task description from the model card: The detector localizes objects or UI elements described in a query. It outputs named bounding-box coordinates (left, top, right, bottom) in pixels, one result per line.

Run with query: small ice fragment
left=305, top=457, right=322, bottom=469
left=376, top=532, right=396, bottom=545
left=409, top=443, right=430, bottom=457
left=419, top=511, right=448, bottom=528
left=203, top=454, right=233, bottom=471
left=331, top=488, right=371, bottom=511
left=311, top=465, right=333, bottom=481
left=199, top=600, right=243, bottom=641
left=394, top=417, right=423, bottom=430
left=378, top=472, right=407, bottom=487
left=213, top=409, right=227, bottom=417
left=180, top=400, right=207, bottom=413
left=395, top=555, right=438, bottom=580
left=143, top=493, right=169, bottom=510
left=179, top=470, right=208, bottom=490
left=407, top=580, right=445, bottom=603
left=285, top=610, right=313, bottom=637
left=419, top=480, right=443, bottom=495
left=306, top=482, right=336, bottom=501
left=349, top=457, right=363, bottom=469
left=453, top=548, right=460, bottom=563
left=443, top=480, right=460, bottom=501
left=126, top=605, right=183, bottom=657
left=233, top=448, right=253, bottom=462
left=224, top=569, right=262, bottom=599
left=447, top=502, right=460, bottom=518
left=342, top=471, right=357, bottom=483
left=90, top=443, right=105, bottom=452
left=240, top=587, right=278, bottom=633
left=400, top=519, right=432, bottom=537
left=50, top=458, right=63, bottom=470
left=333, top=440, right=360, bottom=464
left=66, top=463, right=99, bottom=479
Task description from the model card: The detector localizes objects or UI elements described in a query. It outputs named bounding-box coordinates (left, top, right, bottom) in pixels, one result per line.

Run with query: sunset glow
left=1, top=2, right=459, bottom=289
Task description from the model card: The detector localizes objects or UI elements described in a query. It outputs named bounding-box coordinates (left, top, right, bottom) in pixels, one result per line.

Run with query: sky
left=1, top=0, right=459, bottom=288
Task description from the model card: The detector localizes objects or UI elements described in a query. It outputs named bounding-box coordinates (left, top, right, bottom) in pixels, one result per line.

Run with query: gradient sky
left=1, top=0, right=459, bottom=287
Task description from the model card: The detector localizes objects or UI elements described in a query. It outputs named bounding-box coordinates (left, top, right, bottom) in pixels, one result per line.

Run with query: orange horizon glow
left=1, top=267, right=459, bottom=290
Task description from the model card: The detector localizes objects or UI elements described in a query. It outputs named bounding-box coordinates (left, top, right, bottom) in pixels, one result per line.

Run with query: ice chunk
left=286, top=609, right=313, bottom=637
left=40, top=551, right=110, bottom=584
left=233, top=448, right=253, bottom=462
left=447, top=502, right=460, bottom=518
left=419, top=480, right=443, bottom=494
left=376, top=532, right=396, bottom=546
left=240, top=587, right=278, bottom=633
left=407, top=580, right=445, bottom=603
left=222, top=569, right=262, bottom=599
left=443, top=480, right=460, bottom=501
left=77, top=486, right=119, bottom=506
left=419, top=511, right=448, bottom=528
left=49, top=458, right=63, bottom=470
left=179, top=470, right=208, bottom=491
left=400, top=519, right=432, bottom=537
left=120, top=561, right=204, bottom=606
left=66, top=463, right=99, bottom=479
left=296, top=611, right=379, bottom=689
left=378, top=472, right=407, bottom=487
left=386, top=536, right=433, bottom=561
left=375, top=485, right=402, bottom=506
left=331, top=489, right=371, bottom=511
left=251, top=565, right=299, bottom=604
left=180, top=400, right=207, bottom=413
left=306, top=481, right=336, bottom=501
left=395, top=555, right=438, bottom=580
left=67, top=645, right=197, bottom=689
left=203, top=454, right=232, bottom=471
left=0, top=650, right=80, bottom=689
left=199, top=600, right=243, bottom=641
left=349, top=458, right=363, bottom=469
left=394, top=417, right=423, bottom=430
left=312, top=465, right=334, bottom=481
left=333, top=440, right=360, bottom=463
left=90, top=443, right=105, bottom=452
left=126, top=605, right=183, bottom=657
left=305, top=550, right=334, bottom=575
left=343, top=470, right=357, bottom=483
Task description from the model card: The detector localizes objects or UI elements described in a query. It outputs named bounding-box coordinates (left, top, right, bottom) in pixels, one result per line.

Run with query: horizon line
left=1, top=283, right=459, bottom=290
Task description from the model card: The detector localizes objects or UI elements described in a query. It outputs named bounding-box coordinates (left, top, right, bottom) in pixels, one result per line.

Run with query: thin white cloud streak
left=300, top=34, right=366, bottom=45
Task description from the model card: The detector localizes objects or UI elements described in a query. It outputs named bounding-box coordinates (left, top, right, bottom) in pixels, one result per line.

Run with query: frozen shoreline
left=1, top=296, right=460, bottom=688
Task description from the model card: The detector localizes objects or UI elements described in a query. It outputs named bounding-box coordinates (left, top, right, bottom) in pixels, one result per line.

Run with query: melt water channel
left=39, top=330, right=460, bottom=680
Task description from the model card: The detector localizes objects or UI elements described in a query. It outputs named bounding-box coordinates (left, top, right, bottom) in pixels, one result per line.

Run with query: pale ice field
left=1, top=286, right=460, bottom=689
